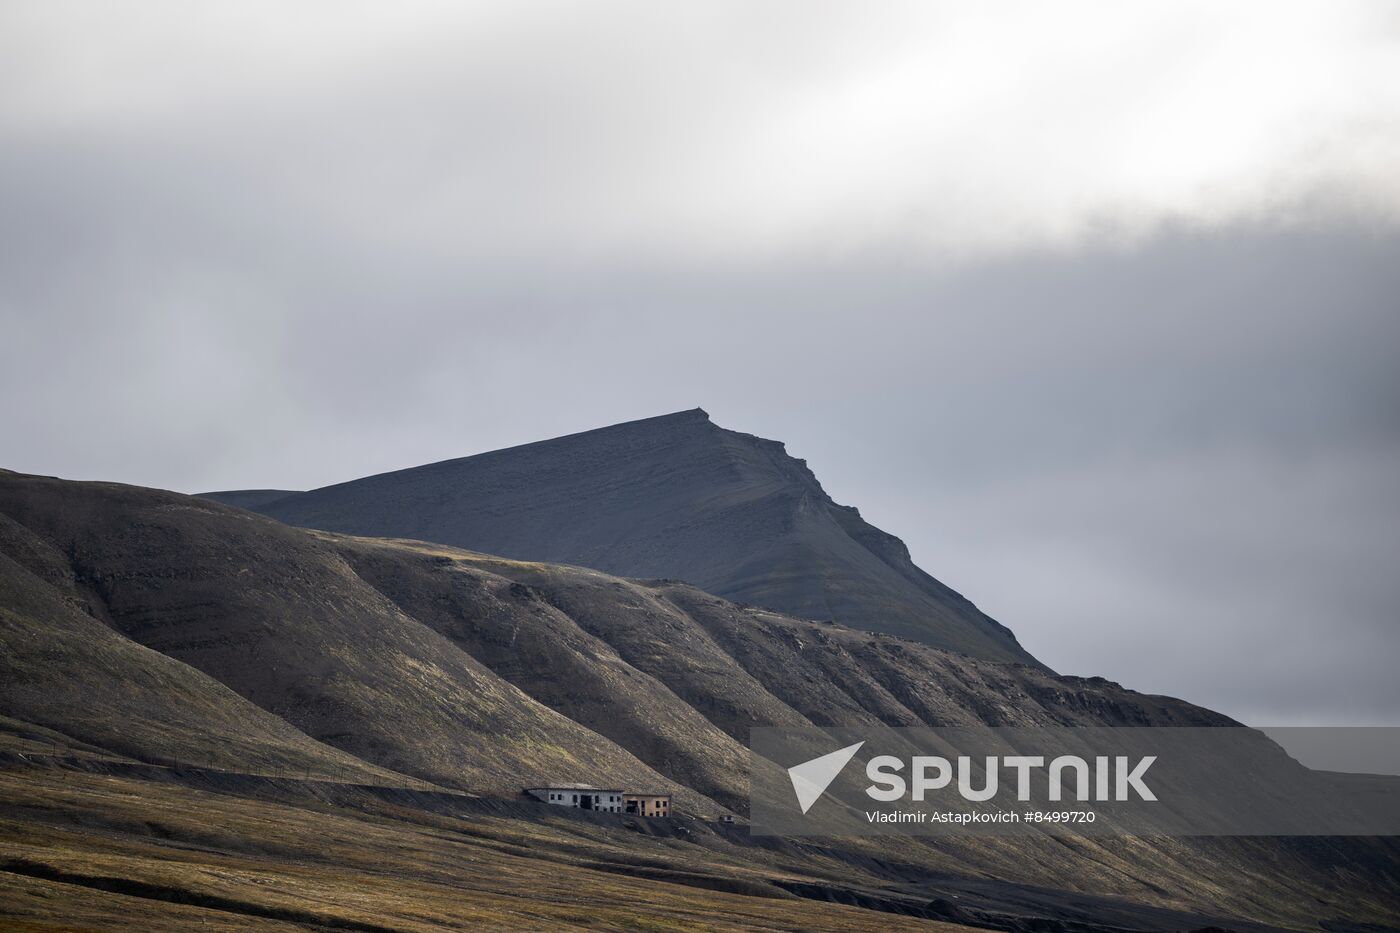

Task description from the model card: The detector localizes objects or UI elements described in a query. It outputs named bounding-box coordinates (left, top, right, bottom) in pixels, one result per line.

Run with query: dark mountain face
left=196, top=488, right=301, bottom=510
left=215, top=409, right=1037, bottom=666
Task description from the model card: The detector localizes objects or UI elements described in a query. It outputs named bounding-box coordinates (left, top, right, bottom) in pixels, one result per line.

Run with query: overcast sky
left=3, top=2, right=1398, bottom=726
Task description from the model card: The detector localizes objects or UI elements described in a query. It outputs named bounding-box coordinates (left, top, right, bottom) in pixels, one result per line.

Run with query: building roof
left=524, top=784, right=623, bottom=792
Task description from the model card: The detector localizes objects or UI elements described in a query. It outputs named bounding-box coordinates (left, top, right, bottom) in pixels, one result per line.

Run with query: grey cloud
left=2, top=3, right=1398, bottom=726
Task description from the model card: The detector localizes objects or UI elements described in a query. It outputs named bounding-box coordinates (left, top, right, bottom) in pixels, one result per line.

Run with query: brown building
left=623, top=793, right=671, bottom=817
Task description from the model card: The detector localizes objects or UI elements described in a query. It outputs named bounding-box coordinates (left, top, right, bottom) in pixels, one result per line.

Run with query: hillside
left=195, top=488, right=301, bottom=510
left=0, top=469, right=1213, bottom=812
left=0, top=470, right=719, bottom=810
left=204, top=410, right=1038, bottom=665
left=4, top=469, right=1400, bottom=930
left=0, top=512, right=395, bottom=784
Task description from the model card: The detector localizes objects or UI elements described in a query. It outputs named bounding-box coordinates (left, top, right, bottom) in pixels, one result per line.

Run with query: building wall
left=525, top=788, right=623, bottom=812
left=624, top=794, right=671, bottom=817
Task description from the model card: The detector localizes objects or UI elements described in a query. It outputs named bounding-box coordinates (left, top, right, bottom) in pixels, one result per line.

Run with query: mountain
left=0, top=507, right=393, bottom=784
left=195, top=488, right=301, bottom=510
left=7, top=469, right=1400, bottom=931
left=204, top=409, right=1038, bottom=666
left=0, top=468, right=1211, bottom=815
left=0, top=470, right=719, bottom=811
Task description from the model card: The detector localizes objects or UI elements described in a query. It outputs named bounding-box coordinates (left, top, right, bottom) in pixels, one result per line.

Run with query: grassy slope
left=1, top=471, right=1398, bottom=930
left=337, top=537, right=1400, bottom=929
left=0, top=472, right=722, bottom=812
left=0, top=765, right=976, bottom=933
left=0, top=516, right=398, bottom=784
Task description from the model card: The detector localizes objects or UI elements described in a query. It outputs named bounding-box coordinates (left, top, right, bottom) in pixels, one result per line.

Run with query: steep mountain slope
left=215, top=409, right=1036, bottom=665
left=0, top=468, right=1189, bottom=817
left=5, top=470, right=1399, bottom=930
left=0, top=471, right=719, bottom=810
left=0, top=512, right=393, bottom=782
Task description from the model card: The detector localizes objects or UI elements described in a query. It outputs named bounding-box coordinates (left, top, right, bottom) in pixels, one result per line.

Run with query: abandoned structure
left=523, top=784, right=674, bottom=817
left=523, top=784, right=623, bottom=812
left=623, top=793, right=671, bottom=817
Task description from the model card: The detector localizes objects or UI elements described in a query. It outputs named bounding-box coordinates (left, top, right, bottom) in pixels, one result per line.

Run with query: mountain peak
left=595, top=406, right=712, bottom=430
left=214, top=413, right=1040, bottom=667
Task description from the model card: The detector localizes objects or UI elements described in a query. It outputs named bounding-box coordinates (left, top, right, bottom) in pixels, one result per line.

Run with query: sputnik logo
left=788, top=741, right=864, bottom=814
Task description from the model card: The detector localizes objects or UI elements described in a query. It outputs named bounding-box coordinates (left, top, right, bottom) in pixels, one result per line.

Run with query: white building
left=524, top=784, right=623, bottom=813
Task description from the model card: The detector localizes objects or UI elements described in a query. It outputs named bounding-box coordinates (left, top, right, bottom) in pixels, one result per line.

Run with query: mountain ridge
left=7, top=469, right=1400, bottom=929
left=3, top=467, right=1229, bottom=818
left=203, top=410, right=1038, bottom=666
